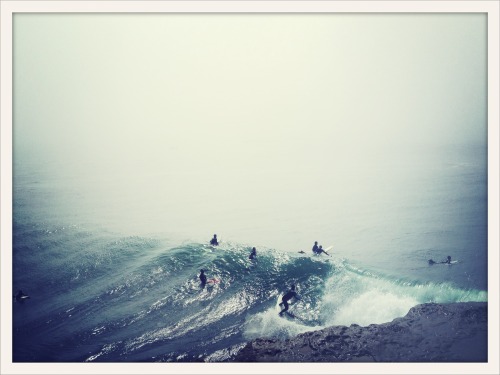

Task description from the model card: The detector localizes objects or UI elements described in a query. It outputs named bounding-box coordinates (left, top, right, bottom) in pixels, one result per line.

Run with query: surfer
left=14, top=290, right=29, bottom=302
left=279, top=284, right=301, bottom=316
left=316, top=245, right=330, bottom=256
left=312, top=241, right=319, bottom=254
left=428, top=256, right=452, bottom=265
left=249, top=247, right=257, bottom=260
left=199, top=269, right=207, bottom=287
left=210, top=234, right=219, bottom=246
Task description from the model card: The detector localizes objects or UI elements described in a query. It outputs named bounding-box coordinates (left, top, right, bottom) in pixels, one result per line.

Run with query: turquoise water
left=12, top=144, right=488, bottom=362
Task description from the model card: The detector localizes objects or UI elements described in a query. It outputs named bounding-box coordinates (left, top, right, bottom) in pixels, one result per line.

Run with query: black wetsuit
left=200, top=272, right=207, bottom=286
left=210, top=238, right=218, bottom=246
left=279, top=290, right=300, bottom=315
left=249, top=249, right=256, bottom=259
left=312, top=244, right=319, bottom=254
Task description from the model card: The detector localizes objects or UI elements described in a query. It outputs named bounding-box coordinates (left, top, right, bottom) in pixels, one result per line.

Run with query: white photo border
left=1, top=1, right=498, bottom=374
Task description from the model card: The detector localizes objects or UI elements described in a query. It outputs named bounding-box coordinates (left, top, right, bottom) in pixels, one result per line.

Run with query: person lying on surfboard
left=428, top=256, right=452, bottom=265
left=279, top=284, right=301, bottom=316
left=14, top=290, right=30, bottom=302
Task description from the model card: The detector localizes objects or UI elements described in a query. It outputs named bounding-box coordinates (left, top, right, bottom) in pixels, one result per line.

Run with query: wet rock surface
left=230, top=302, right=487, bottom=362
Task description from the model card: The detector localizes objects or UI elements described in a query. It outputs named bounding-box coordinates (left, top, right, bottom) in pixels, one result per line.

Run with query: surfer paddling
left=428, top=256, right=452, bottom=265
left=279, top=284, right=301, bottom=316
left=14, top=290, right=29, bottom=302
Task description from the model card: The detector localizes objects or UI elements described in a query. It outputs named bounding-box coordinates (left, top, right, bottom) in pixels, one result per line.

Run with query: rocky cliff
left=230, top=302, right=487, bottom=362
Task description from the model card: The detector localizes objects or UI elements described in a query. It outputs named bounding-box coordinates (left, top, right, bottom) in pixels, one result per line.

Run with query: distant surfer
left=249, top=247, right=257, bottom=260
left=316, top=245, right=331, bottom=256
left=279, top=284, right=301, bottom=316
left=14, top=290, right=29, bottom=302
left=199, top=269, right=207, bottom=287
left=428, top=256, right=452, bottom=265
left=210, top=234, right=219, bottom=246
left=312, top=241, right=319, bottom=254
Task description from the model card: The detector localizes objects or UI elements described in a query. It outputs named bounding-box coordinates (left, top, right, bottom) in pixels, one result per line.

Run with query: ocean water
left=12, top=144, right=488, bottom=362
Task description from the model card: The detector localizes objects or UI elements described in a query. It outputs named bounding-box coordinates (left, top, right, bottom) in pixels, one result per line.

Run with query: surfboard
left=324, top=245, right=334, bottom=252
left=276, top=297, right=315, bottom=325
left=283, top=311, right=306, bottom=321
left=428, top=259, right=458, bottom=265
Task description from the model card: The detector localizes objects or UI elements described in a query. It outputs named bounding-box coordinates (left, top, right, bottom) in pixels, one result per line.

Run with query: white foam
left=320, top=262, right=487, bottom=327
left=243, top=307, right=318, bottom=341
left=326, top=289, right=418, bottom=327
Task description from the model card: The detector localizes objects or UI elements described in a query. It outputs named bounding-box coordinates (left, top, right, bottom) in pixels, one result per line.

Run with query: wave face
left=12, top=225, right=487, bottom=362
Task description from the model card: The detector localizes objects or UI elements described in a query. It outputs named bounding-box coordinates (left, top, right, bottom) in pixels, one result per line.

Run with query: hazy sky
left=14, top=13, right=486, bottom=161
left=12, top=13, right=487, bottom=245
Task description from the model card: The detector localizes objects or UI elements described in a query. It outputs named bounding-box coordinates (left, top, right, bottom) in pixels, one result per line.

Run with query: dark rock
left=229, top=302, right=487, bottom=362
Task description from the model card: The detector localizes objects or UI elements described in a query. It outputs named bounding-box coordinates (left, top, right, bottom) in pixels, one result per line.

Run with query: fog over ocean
left=10, top=12, right=489, bottom=363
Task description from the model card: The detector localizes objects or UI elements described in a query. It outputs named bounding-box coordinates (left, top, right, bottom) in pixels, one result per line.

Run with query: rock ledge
left=230, top=302, right=487, bottom=362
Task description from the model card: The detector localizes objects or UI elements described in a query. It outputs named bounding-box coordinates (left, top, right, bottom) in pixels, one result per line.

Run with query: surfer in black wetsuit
left=428, top=256, right=452, bottom=265
left=199, top=269, right=207, bottom=287
left=14, top=290, right=29, bottom=302
left=279, top=284, right=301, bottom=316
left=210, top=234, right=219, bottom=246
left=312, top=241, right=319, bottom=254
left=249, top=247, right=257, bottom=260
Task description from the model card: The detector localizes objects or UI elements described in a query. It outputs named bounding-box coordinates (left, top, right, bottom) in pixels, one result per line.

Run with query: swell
left=12, top=229, right=487, bottom=362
